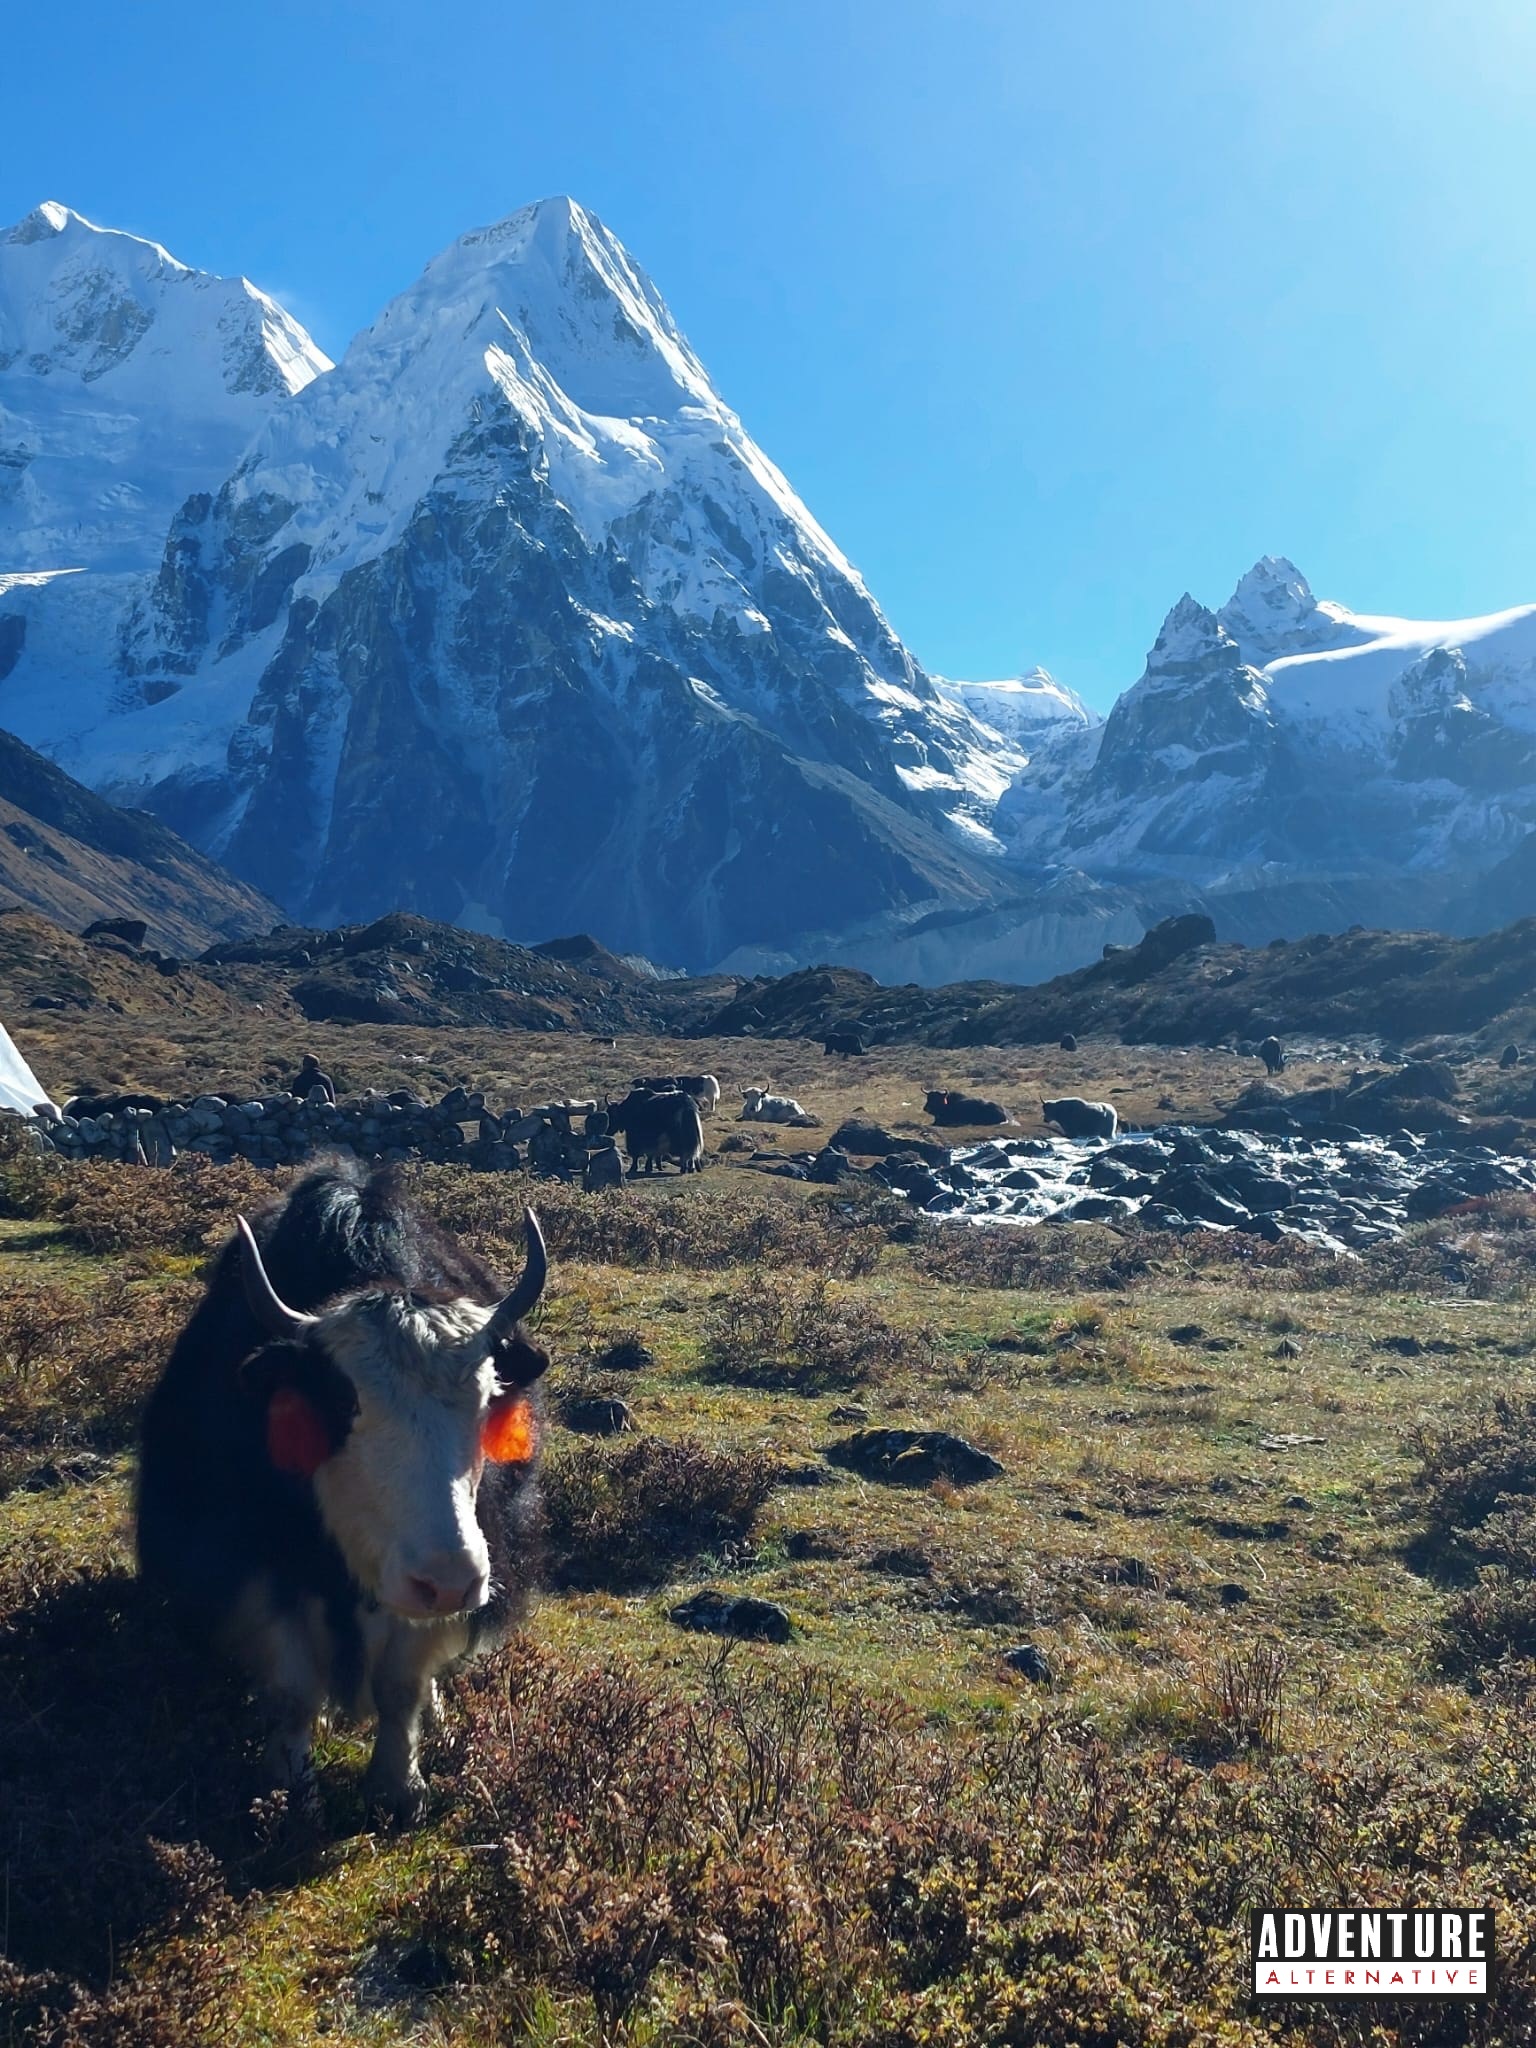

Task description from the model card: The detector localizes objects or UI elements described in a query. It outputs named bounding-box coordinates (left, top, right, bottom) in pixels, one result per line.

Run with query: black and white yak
left=135, top=1159, right=550, bottom=1822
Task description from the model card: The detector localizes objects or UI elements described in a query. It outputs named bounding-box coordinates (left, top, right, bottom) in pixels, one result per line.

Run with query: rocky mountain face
left=978, top=558, right=1536, bottom=961
left=0, top=725, right=279, bottom=951
left=0, top=197, right=1021, bottom=970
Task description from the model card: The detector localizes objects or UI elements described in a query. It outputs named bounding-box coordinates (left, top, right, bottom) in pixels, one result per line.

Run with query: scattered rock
left=865, top=1545, right=934, bottom=1578
left=808, top=1145, right=855, bottom=1183
left=770, top=1458, right=833, bottom=1488
left=1002, top=1643, right=1053, bottom=1684
left=22, top=1451, right=111, bottom=1492
left=1405, top=1180, right=1468, bottom=1221
left=669, top=1588, right=794, bottom=1643
left=558, top=1392, right=635, bottom=1435
left=829, top=1119, right=904, bottom=1157
left=823, top=1428, right=1005, bottom=1487
left=872, top=1119, right=1536, bottom=1251
left=1101, top=1556, right=1162, bottom=1589
left=1258, top=1433, right=1325, bottom=1451
left=1194, top=1517, right=1291, bottom=1542
left=594, top=1338, right=655, bottom=1373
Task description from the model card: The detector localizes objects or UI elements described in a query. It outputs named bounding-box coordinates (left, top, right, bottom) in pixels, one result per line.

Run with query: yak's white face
left=311, top=1296, right=505, bottom=1623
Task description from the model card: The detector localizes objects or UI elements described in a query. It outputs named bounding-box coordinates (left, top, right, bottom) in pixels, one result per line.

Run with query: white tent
left=0, top=1018, right=57, bottom=1118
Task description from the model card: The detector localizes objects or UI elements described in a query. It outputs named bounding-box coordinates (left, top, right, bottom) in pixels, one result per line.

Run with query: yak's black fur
left=924, top=1089, right=1009, bottom=1127
left=822, top=1030, right=868, bottom=1056
left=608, top=1088, right=704, bottom=1175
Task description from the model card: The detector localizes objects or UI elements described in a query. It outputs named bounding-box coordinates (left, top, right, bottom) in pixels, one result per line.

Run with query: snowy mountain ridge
left=986, top=557, right=1536, bottom=962
left=0, top=202, right=330, bottom=575
left=932, top=667, right=1097, bottom=751
left=3, top=193, right=1535, bottom=983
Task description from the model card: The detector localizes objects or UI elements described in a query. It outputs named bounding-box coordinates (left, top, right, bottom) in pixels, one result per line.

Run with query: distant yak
left=924, top=1089, right=1008, bottom=1128
left=1041, top=1096, right=1118, bottom=1141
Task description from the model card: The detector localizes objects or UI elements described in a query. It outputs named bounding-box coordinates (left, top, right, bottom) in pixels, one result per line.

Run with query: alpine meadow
left=6, top=9, right=1536, bottom=2043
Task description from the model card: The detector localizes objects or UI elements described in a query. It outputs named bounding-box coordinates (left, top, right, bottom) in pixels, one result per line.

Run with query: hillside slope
left=697, top=914, right=1536, bottom=1052
left=0, top=727, right=280, bottom=949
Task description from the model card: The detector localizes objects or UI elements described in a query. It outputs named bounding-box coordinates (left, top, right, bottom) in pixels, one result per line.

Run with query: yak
left=608, top=1088, right=705, bottom=1175
left=924, top=1089, right=1009, bottom=1127
left=1041, top=1096, right=1118, bottom=1141
left=135, top=1159, right=550, bottom=1823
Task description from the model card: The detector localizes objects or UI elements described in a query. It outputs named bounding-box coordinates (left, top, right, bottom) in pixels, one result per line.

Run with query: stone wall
left=27, top=1087, right=506, bottom=1170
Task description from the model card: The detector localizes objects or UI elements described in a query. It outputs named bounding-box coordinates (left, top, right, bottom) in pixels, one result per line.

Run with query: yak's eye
left=482, top=1392, right=537, bottom=1465
left=266, top=1387, right=333, bottom=1477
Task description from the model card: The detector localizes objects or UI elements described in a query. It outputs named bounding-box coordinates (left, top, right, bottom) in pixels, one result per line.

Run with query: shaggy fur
left=136, top=1159, right=548, bottom=1821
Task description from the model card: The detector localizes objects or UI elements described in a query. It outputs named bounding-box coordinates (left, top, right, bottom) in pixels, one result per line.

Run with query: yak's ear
left=482, top=1389, right=539, bottom=1465
left=266, top=1386, right=334, bottom=1477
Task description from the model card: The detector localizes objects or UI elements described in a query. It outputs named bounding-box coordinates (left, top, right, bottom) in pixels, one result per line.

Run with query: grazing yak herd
left=44, top=1038, right=1297, bottom=1186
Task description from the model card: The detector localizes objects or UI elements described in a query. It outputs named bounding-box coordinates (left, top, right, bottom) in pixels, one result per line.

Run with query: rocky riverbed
left=870, top=1123, right=1536, bottom=1254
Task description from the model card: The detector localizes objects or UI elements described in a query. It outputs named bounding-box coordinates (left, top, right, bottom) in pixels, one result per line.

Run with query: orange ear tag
left=483, top=1393, right=538, bottom=1464
left=267, top=1387, right=332, bottom=1477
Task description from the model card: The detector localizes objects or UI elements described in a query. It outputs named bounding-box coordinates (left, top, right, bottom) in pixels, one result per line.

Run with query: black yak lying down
left=924, top=1089, right=1009, bottom=1127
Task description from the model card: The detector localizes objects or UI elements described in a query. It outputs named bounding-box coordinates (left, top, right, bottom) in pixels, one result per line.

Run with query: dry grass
left=700, top=1272, right=928, bottom=1392
left=542, top=1436, right=779, bottom=1591
left=4, top=1026, right=1536, bottom=2041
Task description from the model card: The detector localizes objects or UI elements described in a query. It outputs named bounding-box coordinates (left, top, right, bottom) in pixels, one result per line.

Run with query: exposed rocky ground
left=12, top=900, right=1536, bottom=1062
left=697, top=910, right=1536, bottom=1053
left=0, top=911, right=271, bottom=1025
left=867, top=1124, right=1536, bottom=1255
left=202, top=913, right=730, bottom=1032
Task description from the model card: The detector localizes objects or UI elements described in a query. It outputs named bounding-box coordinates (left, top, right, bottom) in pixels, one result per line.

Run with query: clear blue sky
left=6, top=0, right=1536, bottom=708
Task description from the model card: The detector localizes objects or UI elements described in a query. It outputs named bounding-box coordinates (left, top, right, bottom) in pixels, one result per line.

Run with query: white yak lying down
left=739, top=1085, right=821, bottom=1126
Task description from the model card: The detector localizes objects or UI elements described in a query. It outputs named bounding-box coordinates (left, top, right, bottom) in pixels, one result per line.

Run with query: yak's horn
left=479, top=1209, right=548, bottom=1350
left=236, top=1216, right=320, bottom=1343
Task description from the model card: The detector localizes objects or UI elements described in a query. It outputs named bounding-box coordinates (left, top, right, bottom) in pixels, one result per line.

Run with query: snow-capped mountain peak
left=0, top=200, right=331, bottom=575
left=280, top=194, right=871, bottom=621
left=1, top=200, right=329, bottom=399
left=0, top=195, right=1020, bottom=964
left=1144, top=594, right=1235, bottom=677
left=1218, top=554, right=1320, bottom=648
left=425, top=195, right=718, bottom=419
left=1216, top=555, right=1376, bottom=668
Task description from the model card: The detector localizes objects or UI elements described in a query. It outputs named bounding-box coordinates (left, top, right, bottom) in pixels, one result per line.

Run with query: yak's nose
left=403, top=1558, right=487, bottom=1616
